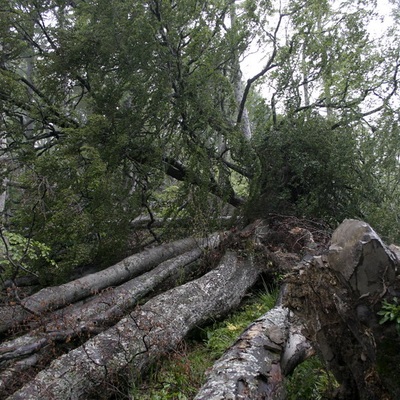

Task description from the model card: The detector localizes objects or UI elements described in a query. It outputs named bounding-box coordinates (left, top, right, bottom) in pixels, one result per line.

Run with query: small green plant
left=378, top=297, right=400, bottom=334
left=285, top=356, right=339, bottom=400
left=0, top=228, right=58, bottom=281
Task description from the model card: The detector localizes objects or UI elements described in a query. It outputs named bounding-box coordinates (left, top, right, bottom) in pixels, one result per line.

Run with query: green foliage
left=356, top=113, right=400, bottom=244
left=1, top=0, right=250, bottom=280
left=9, top=117, right=142, bottom=279
left=2, top=0, right=400, bottom=280
left=0, top=228, right=57, bottom=281
left=378, top=298, right=400, bottom=335
left=285, top=356, right=339, bottom=400
left=152, top=184, right=183, bottom=219
left=250, top=113, right=362, bottom=222
left=230, top=171, right=250, bottom=198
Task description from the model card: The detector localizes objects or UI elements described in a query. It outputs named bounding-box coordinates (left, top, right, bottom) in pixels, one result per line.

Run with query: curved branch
left=163, top=156, right=245, bottom=207
left=236, top=11, right=287, bottom=124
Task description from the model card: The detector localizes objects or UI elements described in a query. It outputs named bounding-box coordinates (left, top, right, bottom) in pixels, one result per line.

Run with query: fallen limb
left=0, top=234, right=219, bottom=334
left=194, top=288, right=312, bottom=399
left=7, top=250, right=263, bottom=399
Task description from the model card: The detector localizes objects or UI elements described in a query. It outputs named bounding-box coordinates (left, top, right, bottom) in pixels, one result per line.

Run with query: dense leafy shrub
left=249, top=113, right=362, bottom=223
left=8, top=118, right=141, bottom=282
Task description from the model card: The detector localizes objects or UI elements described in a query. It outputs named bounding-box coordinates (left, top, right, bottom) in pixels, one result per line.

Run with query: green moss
left=204, top=290, right=278, bottom=358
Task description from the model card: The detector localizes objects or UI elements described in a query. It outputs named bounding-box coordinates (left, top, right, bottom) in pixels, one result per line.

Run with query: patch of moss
left=285, top=356, right=339, bottom=400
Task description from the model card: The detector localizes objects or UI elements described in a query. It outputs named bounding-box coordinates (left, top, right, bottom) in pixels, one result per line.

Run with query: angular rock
left=328, top=219, right=397, bottom=296
left=286, top=219, right=400, bottom=400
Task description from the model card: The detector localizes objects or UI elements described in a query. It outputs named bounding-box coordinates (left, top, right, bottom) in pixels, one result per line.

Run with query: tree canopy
left=1, top=0, right=399, bottom=280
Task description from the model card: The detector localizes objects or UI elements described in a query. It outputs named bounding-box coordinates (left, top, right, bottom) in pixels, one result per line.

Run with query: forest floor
left=127, top=215, right=335, bottom=400
left=0, top=215, right=334, bottom=399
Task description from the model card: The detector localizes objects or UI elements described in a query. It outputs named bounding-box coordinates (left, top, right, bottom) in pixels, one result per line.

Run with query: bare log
left=0, top=239, right=223, bottom=397
left=6, top=250, right=263, bottom=399
left=194, top=287, right=312, bottom=400
left=0, top=234, right=219, bottom=334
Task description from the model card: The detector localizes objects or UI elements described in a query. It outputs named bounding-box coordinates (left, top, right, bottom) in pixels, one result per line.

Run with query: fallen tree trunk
left=0, top=247, right=209, bottom=397
left=6, top=250, right=264, bottom=399
left=0, top=234, right=219, bottom=334
left=40, top=246, right=208, bottom=332
left=194, top=286, right=313, bottom=400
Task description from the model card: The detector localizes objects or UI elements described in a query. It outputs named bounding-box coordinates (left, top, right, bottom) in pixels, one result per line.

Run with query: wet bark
left=195, top=285, right=313, bottom=400
left=5, top=250, right=264, bottom=399
left=0, top=235, right=219, bottom=334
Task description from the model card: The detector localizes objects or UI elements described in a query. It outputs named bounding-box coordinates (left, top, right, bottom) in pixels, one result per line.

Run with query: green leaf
left=379, top=315, right=390, bottom=325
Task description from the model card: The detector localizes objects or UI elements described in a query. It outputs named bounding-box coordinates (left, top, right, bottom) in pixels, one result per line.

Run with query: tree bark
left=0, top=247, right=213, bottom=397
left=0, top=234, right=219, bottom=334
left=194, top=287, right=313, bottom=400
left=284, top=219, right=400, bottom=400
left=5, top=250, right=264, bottom=399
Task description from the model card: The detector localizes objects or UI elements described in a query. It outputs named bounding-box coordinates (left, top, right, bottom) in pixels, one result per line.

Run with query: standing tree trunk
left=230, top=0, right=252, bottom=141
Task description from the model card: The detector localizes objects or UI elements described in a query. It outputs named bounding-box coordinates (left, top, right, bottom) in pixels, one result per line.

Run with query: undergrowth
left=285, top=356, right=339, bottom=400
left=129, top=290, right=277, bottom=399
left=128, top=288, right=337, bottom=399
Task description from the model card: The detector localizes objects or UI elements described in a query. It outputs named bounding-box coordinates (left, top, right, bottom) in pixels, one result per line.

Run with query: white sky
left=241, top=0, right=395, bottom=81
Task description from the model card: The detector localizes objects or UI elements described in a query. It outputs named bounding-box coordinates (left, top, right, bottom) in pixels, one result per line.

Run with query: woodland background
left=1, top=0, right=400, bottom=399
